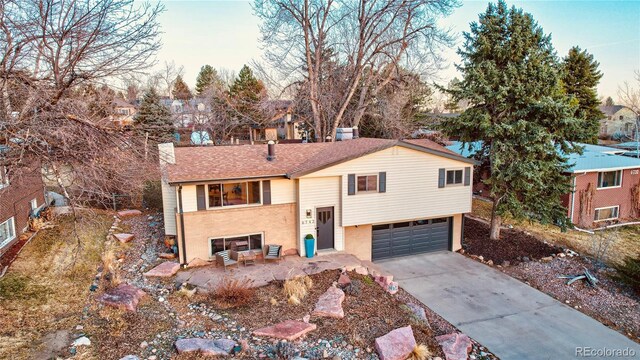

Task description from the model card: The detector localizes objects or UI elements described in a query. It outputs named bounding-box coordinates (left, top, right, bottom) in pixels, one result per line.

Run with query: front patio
left=175, top=252, right=383, bottom=291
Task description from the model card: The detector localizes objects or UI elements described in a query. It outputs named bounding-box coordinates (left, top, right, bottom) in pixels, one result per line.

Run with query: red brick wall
left=0, top=166, right=45, bottom=251
left=567, top=168, right=640, bottom=227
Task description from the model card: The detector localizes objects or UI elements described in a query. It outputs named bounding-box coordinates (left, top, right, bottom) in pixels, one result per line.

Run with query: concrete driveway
left=378, top=252, right=639, bottom=360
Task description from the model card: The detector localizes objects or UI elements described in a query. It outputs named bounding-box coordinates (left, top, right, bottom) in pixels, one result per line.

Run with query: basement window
left=0, top=217, right=16, bottom=249
left=210, top=233, right=263, bottom=255
left=594, top=206, right=619, bottom=221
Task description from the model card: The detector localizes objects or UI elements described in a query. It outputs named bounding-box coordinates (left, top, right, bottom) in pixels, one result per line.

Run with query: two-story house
left=599, top=105, right=638, bottom=138
left=159, top=138, right=476, bottom=265
left=0, top=163, right=46, bottom=254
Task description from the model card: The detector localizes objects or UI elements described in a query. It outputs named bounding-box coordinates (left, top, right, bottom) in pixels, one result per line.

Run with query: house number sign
left=301, top=219, right=315, bottom=225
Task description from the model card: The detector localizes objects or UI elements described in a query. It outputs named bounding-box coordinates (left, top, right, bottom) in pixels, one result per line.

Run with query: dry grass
left=471, top=198, right=640, bottom=265
left=283, top=275, right=313, bottom=305
left=409, top=344, right=431, bottom=360
left=0, top=210, right=113, bottom=359
left=208, top=277, right=256, bottom=309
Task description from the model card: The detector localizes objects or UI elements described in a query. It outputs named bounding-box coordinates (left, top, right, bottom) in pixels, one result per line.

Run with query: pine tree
left=442, top=1, right=583, bottom=240
left=229, top=65, right=266, bottom=123
left=172, top=75, right=192, bottom=100
left=605, top=96, right=615, bottom=106
left=561, top=47, right=603, bottom=144
left=135, top=87, right=174, bottom=143
left=195, top=65, right=223, bottom=95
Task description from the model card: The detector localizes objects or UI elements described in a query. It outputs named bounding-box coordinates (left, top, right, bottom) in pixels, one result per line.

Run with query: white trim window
left=356, top=174, right=378, bottom=193
left=597, top=170, right=621, bottom=189
left=594, top=206, right=619, bottom=221
left=0, top=166, right=9, bottom=189
left=207, top=181, right=261, bottom=208
left=446, top=169, right=463, bottom=186
left=0, top=217, right=16, bottom=249
left=209, top=233, right=263, bottom=255
left=30, top=198, right=38, bottom=211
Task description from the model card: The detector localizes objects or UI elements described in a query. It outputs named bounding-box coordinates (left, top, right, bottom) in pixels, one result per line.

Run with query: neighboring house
left=159, top=138, right=476, bottom=265
left=446, top=141, right=640, bottom=228
left=599, top=105, right=638, bottom=138
left=251, top=100, right=305, bottom=143
left=112, top=98, right=137, bottom=127
left=0, top=165, right=46, bottom=254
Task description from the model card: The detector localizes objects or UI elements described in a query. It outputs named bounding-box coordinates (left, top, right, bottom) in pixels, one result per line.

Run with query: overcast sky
left=155, top=0, right=640, bottom=101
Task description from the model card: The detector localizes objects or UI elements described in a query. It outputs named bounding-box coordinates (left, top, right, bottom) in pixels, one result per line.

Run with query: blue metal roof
left=614, top=141, right=640, bottom=150
left=446, top=141, right=640, bottom=173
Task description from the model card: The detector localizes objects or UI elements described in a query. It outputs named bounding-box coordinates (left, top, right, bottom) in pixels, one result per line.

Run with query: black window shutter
left=196, top=185, right=206, bottom=210
left=464, top=167, right=471, bottom=186
left=263, top=180, right=271, bottom=205
left=438, top=168, right=446, bottom=188
left=348, top=174, right=356, bottom=195
left=378, top=172, right=386, bottom=193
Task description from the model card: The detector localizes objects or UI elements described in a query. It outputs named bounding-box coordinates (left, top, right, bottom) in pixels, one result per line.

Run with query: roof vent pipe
left=267, top=140, right=276, bottom=161
left=352, top=126, right=359, bottom=139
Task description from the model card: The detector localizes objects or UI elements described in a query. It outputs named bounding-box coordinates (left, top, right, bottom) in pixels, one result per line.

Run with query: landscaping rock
left=187, top=258, right=210, bottom=267
left=374, top=326, right=416, bottom=360
left=213, top=338, right=236, bottom=353
left=312, top=286, right=345, bottom=318
left=253, top=320, right=317, bottom=341
left=405, top=303, right=428, bottom=322
left=113, top=233, right=134, bottom=243
left=72, top=336, right=91, bottom=347
left=436, top=333, right=472, bottom=360
left=144, top=261, right=180, bottom=277
left=117, top=209, right=142, bottom=217
left=119, top=356, right=139, bottom=360
left=175, top=338, right=229, bottom=356
left=354, top=266, right=368, bottom=275
left=541, top=256, right=553, bottom=263
left=97, top=283, right=146, bottom=312
left=337, top=274, right=351, bottom=286
left=158, top=252, right=177, bottom=259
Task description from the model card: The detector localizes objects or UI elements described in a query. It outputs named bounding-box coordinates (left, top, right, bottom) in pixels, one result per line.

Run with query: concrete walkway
left=379, top=252, right=639, bottom=360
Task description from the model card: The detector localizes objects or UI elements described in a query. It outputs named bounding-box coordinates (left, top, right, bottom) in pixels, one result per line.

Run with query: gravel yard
left=462, top=216, right=640, bottom=344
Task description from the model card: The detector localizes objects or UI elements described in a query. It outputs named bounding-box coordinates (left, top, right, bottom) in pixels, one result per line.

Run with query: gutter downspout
left=178, top=185, right=187, bottom=266
left=570, top=172, right=588, bottom=224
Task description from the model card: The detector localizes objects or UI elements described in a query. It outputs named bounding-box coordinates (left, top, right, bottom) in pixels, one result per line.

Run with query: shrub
left=613, top=256, right=640, bottom=293
left=283, top=275, right=313, bottom=304
left=272, top=341, right=300, bottom=359
left=362, top=276, right=374, bottom=286
left=408, top=344, right=431, bottom=360
left=210, top=277, right=255, bottom=309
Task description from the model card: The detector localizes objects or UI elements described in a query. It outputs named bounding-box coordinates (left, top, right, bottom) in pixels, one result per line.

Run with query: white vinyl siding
left=0, top=217, right=16, bottom=249
left=298, top=177, right=344, bottom=255
left=270, top=179, right=296, bottom=204
left=302, top=146, right=472, bottom=227
left=181, top=185, right=198, bottom=212
left=161, top=178, right=177, bottom=235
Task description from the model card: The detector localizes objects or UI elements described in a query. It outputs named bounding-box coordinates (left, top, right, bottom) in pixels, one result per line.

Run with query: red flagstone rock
left=253, top=320, right=317, bottom=341
left=174, top=338, right=228, bottom=356
left=312, top=286, right=345, bottom=318
left=186, top=257, right=210, bottom=267
left=436, top=333, right=472, bottom=360
left=159, top=252, right=177, bottom=259
left=117, top=209, right=142, bottom=217
left=337, top=274, right=351, bottom=286
left=97, top=283, right=146, bottom=312
left=375, top=326, right=416, bottom=360
left=113, top=233, right=134, bottom=243
left=144, top=261, right=180, bottom=277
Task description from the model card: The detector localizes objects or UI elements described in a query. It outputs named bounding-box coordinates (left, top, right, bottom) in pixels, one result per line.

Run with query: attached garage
left=372, top=217, right=451, bottom=260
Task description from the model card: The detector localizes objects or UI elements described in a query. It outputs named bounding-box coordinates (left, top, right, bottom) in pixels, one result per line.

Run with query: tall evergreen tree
left=195, top=65, right=223, bottom=95
left=229, top=65, right=266, bottom=123
left=443, top=1, right=583, bottom=240
left=172, top=75, right=192, bottom=100
left=135, top=88, right=174, bottom=143
left=605, top=96, right=615, bottom=106
left=561, top=46, right=603, bottom=144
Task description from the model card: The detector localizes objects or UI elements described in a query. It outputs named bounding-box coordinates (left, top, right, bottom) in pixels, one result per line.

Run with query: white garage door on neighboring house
left=372, top=217, right=451, bottom=261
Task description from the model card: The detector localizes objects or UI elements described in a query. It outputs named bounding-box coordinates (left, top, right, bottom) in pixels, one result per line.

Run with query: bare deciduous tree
left=254, top=0, right=456, bottom=141
left=0, top=0, right=163, bottom=209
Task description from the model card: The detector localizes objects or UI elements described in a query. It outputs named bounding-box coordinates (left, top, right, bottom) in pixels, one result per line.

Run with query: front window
left=594, top=206, right=619, bottom=221
left=446, top=169, right=463, bottom=185
left=208, top=181, right=260, bottom=208
left=210, top=233, right=263, bottom=255
left=597, top=170, right=621, bottom=188
left=0, top=217, right=16, bottom=249
left=357, top=175, right=377, bottom=192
